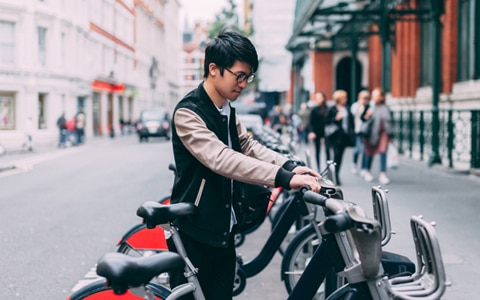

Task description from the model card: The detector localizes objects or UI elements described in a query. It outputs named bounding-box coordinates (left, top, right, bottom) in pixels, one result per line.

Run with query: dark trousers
left=332, top=144, right=346, bottom=185
left=167, top=231, right=236, bottom=300
left=313, top=136, right=332, bottom=172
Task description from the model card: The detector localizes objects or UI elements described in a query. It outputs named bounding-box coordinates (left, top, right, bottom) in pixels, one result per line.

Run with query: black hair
left=203, top=30, right=258, bottom=78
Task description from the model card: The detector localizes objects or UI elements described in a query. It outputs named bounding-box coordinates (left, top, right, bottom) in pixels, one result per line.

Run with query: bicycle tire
left=68, top=278, right=171, bottom=299
left=281, top=224, right=325, bottom=299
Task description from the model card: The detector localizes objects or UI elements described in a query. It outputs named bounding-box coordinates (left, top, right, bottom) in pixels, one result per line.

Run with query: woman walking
left=361, top=87, right=394, bottom=184
left=325, top=90, right=354, bottom=186
left=307, top=91, right=329, bottom=171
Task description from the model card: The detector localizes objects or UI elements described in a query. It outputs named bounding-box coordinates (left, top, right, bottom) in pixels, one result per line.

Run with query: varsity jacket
left=171, top=82, right=297, bottom=248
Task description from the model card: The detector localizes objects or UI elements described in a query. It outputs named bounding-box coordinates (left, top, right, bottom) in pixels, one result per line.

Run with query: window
left=38, top=27, right=47, bottom=66
left=38, top=94, right=47, bottom=129
left=0, top=95, right=15, bottom=130
left=61, top=32, right=66, bottom=69
left=458, top=0, right=480, bottom=81
left=0, top=21, right=15, bottom=64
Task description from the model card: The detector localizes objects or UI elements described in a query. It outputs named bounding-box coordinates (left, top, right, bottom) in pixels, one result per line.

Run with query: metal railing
left=392, top=109, right=480, bottom=171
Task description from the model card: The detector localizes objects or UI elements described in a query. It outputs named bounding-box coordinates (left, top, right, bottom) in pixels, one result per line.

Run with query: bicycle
left=68, top=186, right=445, bottom=300
left=280, top=185, right=415, bottom=299
left=285, top=187, right=447, bottom=300
left=67, top=202, right=201, bottom=300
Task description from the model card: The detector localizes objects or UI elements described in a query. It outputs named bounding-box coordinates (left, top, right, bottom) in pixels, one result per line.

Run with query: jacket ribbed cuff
left=282, top=160, right=298, bottom=172
left=275, top=168, right=295, bottom=189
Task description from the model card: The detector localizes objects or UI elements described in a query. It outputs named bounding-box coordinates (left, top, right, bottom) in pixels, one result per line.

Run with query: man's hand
left=289, top=174, right=321, bottom=193
left=292, top=166, right=321, bottom=178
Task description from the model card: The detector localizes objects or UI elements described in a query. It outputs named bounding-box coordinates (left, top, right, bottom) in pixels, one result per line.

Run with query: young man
left=169, top=30, right=322, bottom=299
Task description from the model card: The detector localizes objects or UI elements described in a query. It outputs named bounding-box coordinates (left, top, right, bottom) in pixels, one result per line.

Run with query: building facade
left=251, top=0, right=296, bottom=113
left=0, top=0, right=181, bottom=150
left=286, top=0, right=480, bottom=172
left=180, top=21, right=208, bottom=99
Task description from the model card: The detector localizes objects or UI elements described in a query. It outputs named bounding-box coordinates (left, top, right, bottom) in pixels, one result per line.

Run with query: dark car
left=136, top=109, right=171, bottom=142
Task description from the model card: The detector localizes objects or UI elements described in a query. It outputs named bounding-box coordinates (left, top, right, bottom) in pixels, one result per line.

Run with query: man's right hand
left=289, top=174, right=321, bottom=193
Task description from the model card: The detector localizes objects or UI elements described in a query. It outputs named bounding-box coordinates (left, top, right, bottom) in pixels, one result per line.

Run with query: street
left=0, top=134, right=479, bottom=299
left=0, top=135, right=175, bottom=299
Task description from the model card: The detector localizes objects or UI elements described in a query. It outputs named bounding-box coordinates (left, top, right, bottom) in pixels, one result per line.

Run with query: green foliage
left=207, top=0, right=252, bottom=38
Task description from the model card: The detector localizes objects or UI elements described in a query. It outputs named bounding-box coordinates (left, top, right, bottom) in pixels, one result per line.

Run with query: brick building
left=287, top=0, right=480, bottom=171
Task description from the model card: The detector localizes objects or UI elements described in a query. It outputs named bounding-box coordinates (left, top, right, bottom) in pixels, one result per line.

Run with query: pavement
left=0, top=136, right=114, bottom=176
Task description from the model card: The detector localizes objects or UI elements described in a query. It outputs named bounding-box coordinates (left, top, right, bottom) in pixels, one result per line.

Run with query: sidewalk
left=0, top=136, right=119, bottom=174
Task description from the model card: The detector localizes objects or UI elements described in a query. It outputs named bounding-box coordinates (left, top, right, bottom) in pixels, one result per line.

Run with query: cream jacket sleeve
left=174, top=108, right=291, bottom=187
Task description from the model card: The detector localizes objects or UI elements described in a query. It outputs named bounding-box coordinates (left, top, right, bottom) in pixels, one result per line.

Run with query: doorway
left=336, top=57, right=362, bottom=104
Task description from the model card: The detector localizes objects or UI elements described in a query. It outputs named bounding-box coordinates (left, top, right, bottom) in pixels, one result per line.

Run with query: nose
left=238, top=80, right=248, bottom=89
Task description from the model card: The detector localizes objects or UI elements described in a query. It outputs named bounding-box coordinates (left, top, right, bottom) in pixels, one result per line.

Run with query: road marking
left=70, top=265, right=102, bottom=292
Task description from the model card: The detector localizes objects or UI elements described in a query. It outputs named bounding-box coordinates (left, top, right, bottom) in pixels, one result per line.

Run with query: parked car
left=136, top=109, right=171, bottom=142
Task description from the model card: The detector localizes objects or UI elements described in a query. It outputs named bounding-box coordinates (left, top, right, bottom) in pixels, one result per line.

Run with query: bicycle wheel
left=68, top=278, right=171, bottom=299
left=271, top=198, right=307, bottom=256
left=117, top=224, right=168, bottom=255
left=281, top=224, right=324, bottom=299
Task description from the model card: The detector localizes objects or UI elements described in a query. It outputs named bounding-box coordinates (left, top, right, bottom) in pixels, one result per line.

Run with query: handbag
left=324, top=123, right=340, bottom=138
left=387, top=143, right=399, bottom=169
left=359, top=119, right=373, bottom=137
left=234, top=183, right=271, bottom=233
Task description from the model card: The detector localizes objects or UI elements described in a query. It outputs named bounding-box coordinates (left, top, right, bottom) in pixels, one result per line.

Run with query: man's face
left=214, top=60, right=253, bottom=101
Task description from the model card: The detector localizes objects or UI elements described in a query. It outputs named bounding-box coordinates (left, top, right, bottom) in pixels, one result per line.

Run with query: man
left=169, top=30, right=321, bottom=299
left=75, top=108, right=86, bottom=144
left=56, top=113, right=67, bottom=148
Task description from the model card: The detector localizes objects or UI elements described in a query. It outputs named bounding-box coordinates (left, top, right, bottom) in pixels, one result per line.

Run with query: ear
left=208, top=63, right=218, bottom=77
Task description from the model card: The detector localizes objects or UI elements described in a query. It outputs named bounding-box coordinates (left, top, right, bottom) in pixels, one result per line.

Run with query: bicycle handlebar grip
left=324, top=211, right=352, bottom=233
left=303, top=190, right=328, bottom=206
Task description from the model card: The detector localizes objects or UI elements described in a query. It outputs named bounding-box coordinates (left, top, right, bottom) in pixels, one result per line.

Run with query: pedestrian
left=324, top=90, right=354, bottom=186
left=307, top=91, right=329, bottom=171
left=66, top=116, right=77, bottom=146
left=298, top=102, right=310, bottom=144
left=56, top=113, right=67, bottom=148
left=268, top=104, right=283, bottom=130
left=75, top=108, right=86, bottom=144
left=350, top=90, right=370, bottom=174
left=360, top=87, right=394, bottom=185
left=22, top=116, right=34, bottom=151
left=168, top=30, right=322, bottom=300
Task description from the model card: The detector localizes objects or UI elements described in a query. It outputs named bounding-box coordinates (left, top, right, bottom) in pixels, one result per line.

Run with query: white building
left=180, top=21, right=209, bottom=99
left=0, top=0, right=181, bottom=150
left=251, top=0, right=295, bottom=111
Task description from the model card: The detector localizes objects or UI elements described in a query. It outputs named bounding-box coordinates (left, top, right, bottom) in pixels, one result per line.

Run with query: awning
left=92, top=80, right=125, bottom=93
left=286, top=0, right=436, bottom=53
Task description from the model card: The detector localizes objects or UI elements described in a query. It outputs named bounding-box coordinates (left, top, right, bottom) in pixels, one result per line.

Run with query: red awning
left=92, top=80, right=125, bottom=93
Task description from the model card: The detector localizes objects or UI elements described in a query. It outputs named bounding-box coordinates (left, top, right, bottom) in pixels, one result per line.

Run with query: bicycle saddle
left=96, top=252, right=184, bottom=294
left=137, top=201, right=197, bottom=228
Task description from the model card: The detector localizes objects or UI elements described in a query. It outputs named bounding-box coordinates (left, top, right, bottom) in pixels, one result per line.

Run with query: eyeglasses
left=224, top=67, right=255, bottom=84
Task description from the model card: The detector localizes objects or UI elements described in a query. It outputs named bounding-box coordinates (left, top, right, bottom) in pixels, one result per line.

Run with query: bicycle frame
left=239, top=191, right=318, bottom=278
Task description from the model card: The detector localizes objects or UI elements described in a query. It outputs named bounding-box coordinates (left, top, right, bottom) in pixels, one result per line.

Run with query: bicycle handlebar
left=301, top=187, right=379, bottom=235
left=324, top=211, right=353, bottom=233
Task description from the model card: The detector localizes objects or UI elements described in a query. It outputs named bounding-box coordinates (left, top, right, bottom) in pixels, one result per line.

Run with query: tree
left=208, top=0, right=252, bottom=38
